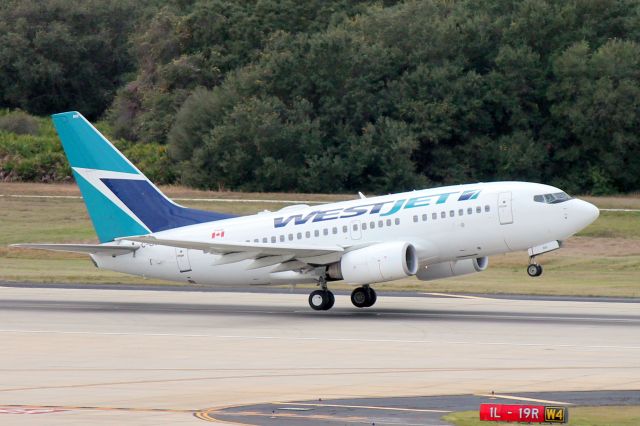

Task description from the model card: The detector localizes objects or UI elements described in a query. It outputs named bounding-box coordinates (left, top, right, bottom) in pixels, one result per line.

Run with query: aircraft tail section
left=52, top=112, right=234, bottom=243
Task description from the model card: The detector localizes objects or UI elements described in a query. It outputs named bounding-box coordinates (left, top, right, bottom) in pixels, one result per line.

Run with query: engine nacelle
left=327, top=241, right=418, bottom=284
left=416, top=257, right=489, bottom=281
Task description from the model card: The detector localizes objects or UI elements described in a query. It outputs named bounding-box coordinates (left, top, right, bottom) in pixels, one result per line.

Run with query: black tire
left=309, top=290, right=327, bottom=310
left=365, top=287, right=377, bottom=307
left=351, top=287, right=369, bottom=308
left=323, top=291, right=335, bottom=310
left=527, top=264, right=539, bottom=277
left=535, top=264, right=543, bottom=277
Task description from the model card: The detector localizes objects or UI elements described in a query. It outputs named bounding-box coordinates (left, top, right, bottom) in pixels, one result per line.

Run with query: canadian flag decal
left=211, top=229, right=225, bottom=239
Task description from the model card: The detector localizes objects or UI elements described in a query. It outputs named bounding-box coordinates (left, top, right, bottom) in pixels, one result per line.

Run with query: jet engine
left=326, top=241, right=418, bottom=284
left=416, top=257, right=489, bottom=281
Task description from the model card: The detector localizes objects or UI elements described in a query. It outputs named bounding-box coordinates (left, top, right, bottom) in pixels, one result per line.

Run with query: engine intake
left=327, top=241, right=418, bottom=284
left=416, top=257, right=489, bottom=281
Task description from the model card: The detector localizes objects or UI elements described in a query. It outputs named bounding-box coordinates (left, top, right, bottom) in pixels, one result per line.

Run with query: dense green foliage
left=1, top=0, right=639, bottom=194
left=0, top=110, right=174, bottom=184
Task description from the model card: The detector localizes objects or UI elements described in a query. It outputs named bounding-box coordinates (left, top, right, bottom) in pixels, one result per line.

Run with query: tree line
left=1, top=0, right=639, bottom=194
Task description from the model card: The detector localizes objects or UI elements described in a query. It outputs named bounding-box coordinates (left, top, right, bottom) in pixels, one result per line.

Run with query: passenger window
left=297, top=232, right=302, bottom=239
left=254, top=239, right=259, bottom=243
left=422, top=214, right=428, bottom=221
left=332, top=227, right=338, bottom=234
left=441, top=211, right=446, bottom=218
left=485, top=205, right=490, bottom=212
left=262, top=237, right=268, bottom=243
left=413, top=215, right=418, bottom=223
left=362, top=223, right=367, bottom=230
left=323, top=228, right=329, bottom=236
left=342, top=225, right=348, bottom=233
left=288, top=234, right=293, bottom=241
left=314, top=230, right=319, bottom=237
left=280, top=235, right=285, bottom=242
left=271, top=236, right=276, bottom=243
left=476, top=206, right=481, bottom=213
left=386, top=219, right=392, bottom=226
left=353, top=224, right=358, bottom=231
left=458, top=209, right=463, bottom=216
left=305, top=231, right=310, bottom=238
left=467, top=207, right=472, bottom=215
left=449, top=210, right=454, bottom=217
left=432, top=212, right=437, bottom=220
left=378, top=220, right=383, bottom=227
left=370, top=221, right=375, bottom=229
left=395, top=218, right=400, bottom=225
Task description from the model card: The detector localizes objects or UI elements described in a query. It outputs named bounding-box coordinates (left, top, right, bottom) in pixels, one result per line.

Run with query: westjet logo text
left=273, top=190, right=481, bottom=228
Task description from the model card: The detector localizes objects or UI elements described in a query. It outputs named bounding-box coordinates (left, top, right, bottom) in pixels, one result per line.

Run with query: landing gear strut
left=350, top=285, right=377, bottom=308
left=527, top=257, right=543, bottom=277
left=526, top=241, right=560, bottom=278
left=308, top=275, right=335, bottom=311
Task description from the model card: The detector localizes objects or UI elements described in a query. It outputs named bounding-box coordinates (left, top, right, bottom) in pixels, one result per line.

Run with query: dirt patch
left=561, top=236, right=640, bottom=257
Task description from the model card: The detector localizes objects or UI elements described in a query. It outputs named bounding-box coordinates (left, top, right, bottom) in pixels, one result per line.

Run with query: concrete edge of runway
left=2, top=280, right=640, bottom=304
left=3, top=390, right=637, bottom=425
left=199, top=390, right=640, bottom=425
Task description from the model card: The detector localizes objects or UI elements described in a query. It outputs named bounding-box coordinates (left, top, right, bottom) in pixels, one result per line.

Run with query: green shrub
left=0, top=111, right=39, bottom=135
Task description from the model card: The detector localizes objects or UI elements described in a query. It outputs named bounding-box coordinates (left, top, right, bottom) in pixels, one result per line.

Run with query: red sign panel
left=480, top=404, right=567, bottom=423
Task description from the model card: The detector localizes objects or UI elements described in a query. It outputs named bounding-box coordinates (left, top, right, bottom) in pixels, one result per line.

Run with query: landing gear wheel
left=324, top=291, right=335, bottom=310
left=527, top=263, right=543, bottom=277
left=309, top=289, right=334, bottom=311
left=350, top=286, right=377, bottom=308
left=365, top=287, right=377, bottom=307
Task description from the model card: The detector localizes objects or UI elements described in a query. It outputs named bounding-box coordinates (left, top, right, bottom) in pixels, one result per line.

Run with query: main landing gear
left=307, top=279, right=378, bottom=311
left=308, top=289, right=335, bottom=311
left=350, top=285, right=377, bottom=308
left=309, top=275, right=335, bottom=311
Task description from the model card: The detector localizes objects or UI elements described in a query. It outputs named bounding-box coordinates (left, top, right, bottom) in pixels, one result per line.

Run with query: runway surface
left=0, top=285, right=639, bottom=425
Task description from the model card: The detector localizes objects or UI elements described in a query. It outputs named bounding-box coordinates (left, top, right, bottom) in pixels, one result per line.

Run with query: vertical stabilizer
left=52, top=112, right=234, bottom=243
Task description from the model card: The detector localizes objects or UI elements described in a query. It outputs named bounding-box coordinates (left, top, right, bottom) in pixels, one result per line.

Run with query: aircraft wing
left=118, top=235, right=344, bottom=259
left=10, top=243, right=137, bottom=257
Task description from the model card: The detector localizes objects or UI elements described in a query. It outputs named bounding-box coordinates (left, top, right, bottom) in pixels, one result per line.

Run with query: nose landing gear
left=526, top=241, right=560, bottom=278
left=527, top=261, right=543, bottom=277
left=350, top=285, right=377, bottom=308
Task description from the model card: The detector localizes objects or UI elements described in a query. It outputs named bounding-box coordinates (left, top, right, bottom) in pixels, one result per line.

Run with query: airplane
left=12, top=111, right=600, bottom=311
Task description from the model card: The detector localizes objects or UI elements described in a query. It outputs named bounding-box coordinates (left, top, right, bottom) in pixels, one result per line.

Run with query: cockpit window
left=533, top=192, right=572, bottom=204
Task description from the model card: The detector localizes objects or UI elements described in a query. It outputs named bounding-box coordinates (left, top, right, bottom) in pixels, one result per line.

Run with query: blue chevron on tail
left=52, top=112, right=235, bottom=243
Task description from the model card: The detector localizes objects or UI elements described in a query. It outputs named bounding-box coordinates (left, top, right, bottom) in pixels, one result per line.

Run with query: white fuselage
left=94, top=181, right=598, bottom=286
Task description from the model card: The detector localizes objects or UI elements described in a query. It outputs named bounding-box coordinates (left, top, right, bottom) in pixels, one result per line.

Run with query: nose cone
left=572, top=199, right=600, bottom=230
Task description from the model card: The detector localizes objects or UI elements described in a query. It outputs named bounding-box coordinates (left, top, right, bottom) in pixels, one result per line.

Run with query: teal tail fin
left=52, top=112, right=234, bottom=243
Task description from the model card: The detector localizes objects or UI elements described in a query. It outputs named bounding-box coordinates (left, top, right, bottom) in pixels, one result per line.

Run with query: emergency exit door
left=498, top=192, right=513, bottom=225
left=176, top=248, right=192, bottom=272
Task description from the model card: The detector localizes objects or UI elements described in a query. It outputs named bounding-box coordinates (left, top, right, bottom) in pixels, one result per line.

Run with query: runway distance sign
left=479, top=403, right=568, bottom=423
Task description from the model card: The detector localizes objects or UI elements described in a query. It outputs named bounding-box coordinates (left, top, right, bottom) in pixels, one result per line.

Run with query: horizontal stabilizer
left=118, top=235, right=343, bottom=258
left=10, top=243, right=137, bottom=257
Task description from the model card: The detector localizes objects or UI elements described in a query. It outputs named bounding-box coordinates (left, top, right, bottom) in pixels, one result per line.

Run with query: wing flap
left=10, top=243, right=137, bottom=257
left=118, top=235, right=344, bottom=259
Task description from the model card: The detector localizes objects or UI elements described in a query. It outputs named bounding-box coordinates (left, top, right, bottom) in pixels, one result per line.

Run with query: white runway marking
left=475, top=393, right=572, bottom=405
left=1, top=329, right=640, bottom=350
left=273, top=402, right=451, bottom=413
left=422, top=292, right=495, bottom=300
